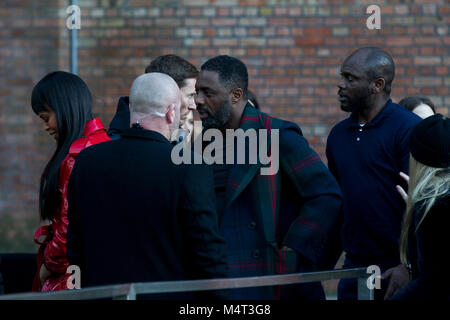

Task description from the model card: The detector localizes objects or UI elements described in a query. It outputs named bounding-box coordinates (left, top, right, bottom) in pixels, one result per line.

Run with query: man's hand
left=381, top=264, right=410, bottom=300
left=39, top=263, right=52, bottom=286
left=395, top=171, right=410, bottom=203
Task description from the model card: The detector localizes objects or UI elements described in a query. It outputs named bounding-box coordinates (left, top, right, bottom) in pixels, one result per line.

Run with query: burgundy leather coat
left=32, top=118, right=111, bottom=292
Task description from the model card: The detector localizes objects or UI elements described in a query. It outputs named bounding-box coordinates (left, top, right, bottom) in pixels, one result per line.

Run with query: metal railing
left=0, top=267, right=373, bottom=300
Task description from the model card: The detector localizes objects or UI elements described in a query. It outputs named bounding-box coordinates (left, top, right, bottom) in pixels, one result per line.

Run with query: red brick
left=295, top=37, right=323, bottom=46
left=8, top=78, right=32, bottom=86
left=436, top=66, right=448, bottom=75
left=238, top=0, right=265, bottom=6
left=162, top=8, right=174, bottom=16
left=421, top=87, right=435, bottom=95
left=305, top=27, right=331, bottom=36
left=246, top=48, right=259, bottom=56
left=438, top=5, right=450, bottom=15
left=414, top=56, right=441, bottom=65
left=268, top=18, right=295, bottom=26
left=248, top=27, right=261, bottom=36
left=217, top=8, right=230, bottom=16
left=211, top=18, right=237, bottom=26
left=415, top=37, right=442, bottom=45
left=386, top=37, right=413, bottom=46
left=261, top=48, right=273, bottom=56
left=204, top=28, right=216, bottom=37
left=420, top=47, right=434, bottom=55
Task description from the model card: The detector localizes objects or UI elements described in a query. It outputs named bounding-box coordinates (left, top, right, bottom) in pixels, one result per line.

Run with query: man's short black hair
left=145, top=54, right=198, bottom=88
left=398, top=96, right=436, bottom=113
left=201, top=55, right=248, bottom=99
left=351, top=47, right=395, bottom=95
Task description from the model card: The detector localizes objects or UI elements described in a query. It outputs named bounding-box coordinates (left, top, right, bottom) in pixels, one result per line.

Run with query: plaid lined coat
left=217, top=104, right=343, bottom=299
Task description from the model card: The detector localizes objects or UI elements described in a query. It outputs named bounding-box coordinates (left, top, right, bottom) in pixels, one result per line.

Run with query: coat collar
left=239, top=102, right=264, bottom=131
left=69, top=118, right=108, bottom=155
left=121, top=127, right=171, bottom=144
left=224, top=103, right=266, bottom=209
left=82, top=118, right=106, bottom=136
left=108, top=96, right=130, bottom=132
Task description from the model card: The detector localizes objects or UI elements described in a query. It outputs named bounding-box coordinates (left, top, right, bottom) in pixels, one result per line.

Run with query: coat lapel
left=224, top=104, right=265, bottom=209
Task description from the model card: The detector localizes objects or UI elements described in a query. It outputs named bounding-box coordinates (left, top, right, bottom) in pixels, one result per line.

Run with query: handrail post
left=357, top=276, right=374, bottom=300
left=112, top=284, right=136, bottom=300
left=126, top=284, right=136, bottom=300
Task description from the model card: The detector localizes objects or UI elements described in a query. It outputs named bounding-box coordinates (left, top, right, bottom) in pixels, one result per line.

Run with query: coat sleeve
left=66, top=157, right=83, bottom=273
left=179, top=162, right=229, bottom=280
left=42, top=155, right=75, bottom=274
left=280, top=124, right=343, bottom=270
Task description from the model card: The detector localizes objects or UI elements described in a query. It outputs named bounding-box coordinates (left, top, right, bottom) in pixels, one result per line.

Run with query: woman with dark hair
left=31, top=71, right=111, bottom=291
left=383, top=114, right=450, bottom=299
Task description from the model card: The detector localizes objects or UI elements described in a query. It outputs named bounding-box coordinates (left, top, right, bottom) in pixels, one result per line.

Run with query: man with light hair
left=108, top=54, right=198, bottom=141
left=66, top=73, right=228, bottom=298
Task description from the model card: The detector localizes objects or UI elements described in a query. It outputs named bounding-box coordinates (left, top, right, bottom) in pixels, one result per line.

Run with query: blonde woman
left=383, top=114, right=450, bottom=299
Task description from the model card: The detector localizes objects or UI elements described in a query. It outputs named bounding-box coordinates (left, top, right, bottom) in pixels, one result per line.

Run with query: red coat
left=32, top=118, right=111, bottom=292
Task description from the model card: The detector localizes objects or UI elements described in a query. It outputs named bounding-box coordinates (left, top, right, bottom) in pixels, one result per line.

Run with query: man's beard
left=341, top=87, right=372, bottom=113
left=201, top=99, right=232, bottom=129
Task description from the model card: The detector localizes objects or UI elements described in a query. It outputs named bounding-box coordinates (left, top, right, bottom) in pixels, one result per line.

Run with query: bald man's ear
left=166, top=104, right=176, bottom=125
left=372, top=78, right=385, bottom=94
left=230, top=88, right=244, bottom=104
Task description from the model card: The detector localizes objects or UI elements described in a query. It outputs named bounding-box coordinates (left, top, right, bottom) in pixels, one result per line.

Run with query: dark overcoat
left=217, top=104, right=343, bottom=299
left=66, top=128, right=228, bottom=297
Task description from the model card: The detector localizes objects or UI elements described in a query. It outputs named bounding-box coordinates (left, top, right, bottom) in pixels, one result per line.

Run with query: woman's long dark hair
left=31, top=71, right=93, bottom=221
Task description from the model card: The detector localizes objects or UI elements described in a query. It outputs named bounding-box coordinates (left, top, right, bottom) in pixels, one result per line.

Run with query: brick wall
left=0, top=0, right=69, bottom=252
left=0, top=0, right=449, bottom=253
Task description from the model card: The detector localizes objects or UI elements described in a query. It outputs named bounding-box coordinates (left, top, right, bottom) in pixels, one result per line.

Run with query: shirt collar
left=69, top=118, right=108, bottom=155
left=347, top=99, right=394, bottom=128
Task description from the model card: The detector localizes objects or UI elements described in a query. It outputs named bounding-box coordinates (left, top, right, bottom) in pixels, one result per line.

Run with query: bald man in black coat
left=66, top=73, right=228, bottom=299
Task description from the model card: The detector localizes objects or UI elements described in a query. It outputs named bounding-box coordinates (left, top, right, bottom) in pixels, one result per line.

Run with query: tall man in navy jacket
left=326, top=47, right=421, bottom=300
left=195, top=55, right=343, bottom=300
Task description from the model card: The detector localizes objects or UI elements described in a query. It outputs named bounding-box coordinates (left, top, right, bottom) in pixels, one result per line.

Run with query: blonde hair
left=399, top=155, right=450, bottom=264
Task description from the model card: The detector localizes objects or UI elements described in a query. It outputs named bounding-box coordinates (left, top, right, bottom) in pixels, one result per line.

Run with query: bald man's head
left=129, top=72, right=181, bottom=119
left=346, top=47, right=395, bottom=95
